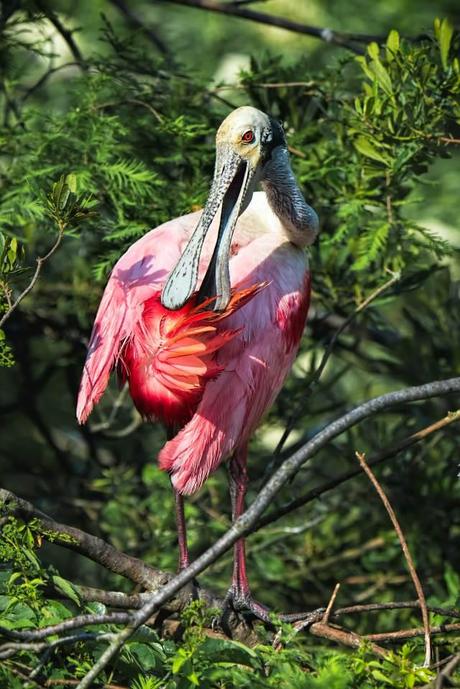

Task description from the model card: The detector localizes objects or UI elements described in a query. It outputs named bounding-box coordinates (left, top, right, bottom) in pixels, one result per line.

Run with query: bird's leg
left=225, top=446, right=271, bottom=622
left=173, top=488, right=190, bottom=571
left=166, top=426, right=190, bottom=572
left=224, top=448, right=316, bottom=626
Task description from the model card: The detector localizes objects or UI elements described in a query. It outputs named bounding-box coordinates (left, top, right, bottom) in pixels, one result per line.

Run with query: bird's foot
left=219, top=587, right=326, bottom=629
left=223, top=586, right=272, bottom=623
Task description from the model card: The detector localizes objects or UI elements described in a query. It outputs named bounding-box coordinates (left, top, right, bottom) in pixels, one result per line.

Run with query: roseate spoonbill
left=77, top=106, right=319, bottom=618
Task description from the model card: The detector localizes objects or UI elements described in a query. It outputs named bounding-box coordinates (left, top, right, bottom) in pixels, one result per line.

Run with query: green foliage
left=243, top=26, right=459, bottom=307
left=0, top=2, right=459, bottom=688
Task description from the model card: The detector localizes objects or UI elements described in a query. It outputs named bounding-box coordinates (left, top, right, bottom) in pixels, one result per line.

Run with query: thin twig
left=75, top=586, right=150, bottom=609
left=75, top=377, right=460, bottom=689
left=438, top=136, right=460, bottom=145
left=322, top=583, right=340, bottom=624
left=21, top=62, right=81, bottom=102
left=0, top=229, right=64, bottom=329
left=334, top=601, right=460, bottom=620
left=0, top=632, right=115, bottom=660
left=108, top=0, right=169, bottom=55
left=433, top=653, right=460, bottom=688
left=355, top=451, right=431, bottom=666
left=366, top=622, right=460, bottom=643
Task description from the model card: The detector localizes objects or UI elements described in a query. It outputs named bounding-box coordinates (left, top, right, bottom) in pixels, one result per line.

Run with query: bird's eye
left=241, top=130, right=254, bottom=143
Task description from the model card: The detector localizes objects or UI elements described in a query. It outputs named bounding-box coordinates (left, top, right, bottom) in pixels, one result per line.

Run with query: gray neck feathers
left=261, top=147, right=319, bottom=247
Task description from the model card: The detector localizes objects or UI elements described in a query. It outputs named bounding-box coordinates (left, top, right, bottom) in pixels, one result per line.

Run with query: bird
left=77, top=106, right=319, bottom=619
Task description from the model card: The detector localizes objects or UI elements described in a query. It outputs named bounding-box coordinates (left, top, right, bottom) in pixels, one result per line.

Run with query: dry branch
left=366, top=623, right=460, bottom=643
left=309, top=621, right=387, bottom=657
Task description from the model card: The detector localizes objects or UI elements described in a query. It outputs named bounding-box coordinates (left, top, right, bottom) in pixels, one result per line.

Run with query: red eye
left=242, top=130, right=254, bottom=143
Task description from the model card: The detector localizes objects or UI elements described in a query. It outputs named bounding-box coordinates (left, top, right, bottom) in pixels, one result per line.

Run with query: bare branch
left=155, top=0, right=390, bottom=53
left=355, top=451, right=431, bottom=666
left=0, top=632, right=115, bottom=661
left=0, top=612, right=131, bottom=642
left=322, top=583, right=340, bottom=625
left=0, top=489, right=166, bottom=589
left=309, top=621, right=387, bottom=656
left=334, top=601, right=460, bottom=620
left=76, top=586, right=150, bottom=609
left=429, top=653, right=460, bottom=688
left=75, top=376, right=460, bottom=688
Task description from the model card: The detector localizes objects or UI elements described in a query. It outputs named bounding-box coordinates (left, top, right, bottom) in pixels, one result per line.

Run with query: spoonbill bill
left=77, top=106, right=319, bottom=619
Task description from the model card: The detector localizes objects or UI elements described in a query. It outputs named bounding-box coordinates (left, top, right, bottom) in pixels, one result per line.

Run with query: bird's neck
left=261, top=148, right=319, bottom=247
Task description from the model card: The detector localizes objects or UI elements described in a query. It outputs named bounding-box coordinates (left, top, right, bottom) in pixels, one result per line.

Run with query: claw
left=218, top=589, right=326, bottom=630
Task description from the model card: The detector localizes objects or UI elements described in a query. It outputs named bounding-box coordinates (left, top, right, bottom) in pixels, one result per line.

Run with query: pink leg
left=174, top=488, right=190, bottom=571
left=227, top=446, right=270, bottom=620
left=225, top=447, right=323, bottom=625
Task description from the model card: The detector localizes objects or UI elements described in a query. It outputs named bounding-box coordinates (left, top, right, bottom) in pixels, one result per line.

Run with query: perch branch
left=355, top=451, right=431, bottom=666
left=0, top=489, right=167, bottom=590
left=75, top=376, right=460, bottom=688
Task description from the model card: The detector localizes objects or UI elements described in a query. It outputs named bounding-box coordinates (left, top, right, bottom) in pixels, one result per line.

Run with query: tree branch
left=155, top=0, right=404, bottom=54
left=0, top=489, right=166, bottom=590
left=366, top=623, right=460, bottom=643
left=75, top=376, right=460, bottom=688
left=0, top=613, right=131, bottom=642
left=256, top=409, right=460, bottom=531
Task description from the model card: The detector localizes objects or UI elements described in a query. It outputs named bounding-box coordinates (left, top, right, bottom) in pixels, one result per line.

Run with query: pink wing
left=76, top=214, right=198, bottom=423
left=159, top=246, right=311, bottom=494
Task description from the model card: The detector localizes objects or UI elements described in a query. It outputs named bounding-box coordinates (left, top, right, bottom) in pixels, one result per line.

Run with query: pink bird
left=77, top=106, right=319, bottom=619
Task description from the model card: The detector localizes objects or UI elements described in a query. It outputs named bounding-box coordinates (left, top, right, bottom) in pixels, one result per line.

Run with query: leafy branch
left=0, top=174, right=92, bottom=331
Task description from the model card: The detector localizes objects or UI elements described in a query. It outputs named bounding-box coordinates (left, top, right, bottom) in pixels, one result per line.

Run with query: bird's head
left=161, top=106, right=286, bottom=312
